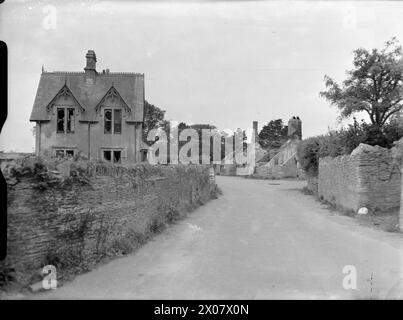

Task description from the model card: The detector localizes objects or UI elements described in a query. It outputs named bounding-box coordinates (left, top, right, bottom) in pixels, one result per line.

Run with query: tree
left=320, top=38, right=403, bottom=129
left=258, top=119, right=288, bottom=149
left=142, top=100, right=168, bottom=145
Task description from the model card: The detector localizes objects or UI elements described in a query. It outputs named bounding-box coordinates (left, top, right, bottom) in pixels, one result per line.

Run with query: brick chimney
left=84, top=50, right=97, bottom=74
left=287, top=116, right=302, bottom=140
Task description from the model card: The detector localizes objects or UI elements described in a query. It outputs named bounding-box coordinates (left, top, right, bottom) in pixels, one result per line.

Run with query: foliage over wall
left=1, top=156, right=219, bottom=291
left=297, top=119, right=403, bottom=177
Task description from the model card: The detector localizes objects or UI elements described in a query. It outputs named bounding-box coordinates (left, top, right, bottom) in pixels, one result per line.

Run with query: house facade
left=30, top=50, right=146, bottom=164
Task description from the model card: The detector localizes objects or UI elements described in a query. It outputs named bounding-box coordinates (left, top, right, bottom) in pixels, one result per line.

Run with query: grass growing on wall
left=0, top=156, right=221, bottom=294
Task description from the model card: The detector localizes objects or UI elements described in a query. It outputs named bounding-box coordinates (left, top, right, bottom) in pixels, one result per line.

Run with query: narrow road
left=35, top=176, right=403, bottom=299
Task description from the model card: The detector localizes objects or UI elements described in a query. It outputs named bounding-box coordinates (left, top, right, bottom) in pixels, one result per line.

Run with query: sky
left=1, top=0, right=403, bottom=152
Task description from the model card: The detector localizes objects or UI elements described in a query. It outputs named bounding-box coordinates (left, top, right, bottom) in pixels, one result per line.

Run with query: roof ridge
left=102, top=72, right=144, bottom=76
left=44, top=71, right=85, bottom=75
left=43, top=71, right=144, bottom=76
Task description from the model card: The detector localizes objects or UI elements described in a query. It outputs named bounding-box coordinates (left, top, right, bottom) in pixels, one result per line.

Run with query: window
left=56, top=149, right=65, bottom=158
left=114, top=109, right=122, bottom=134
left=57, top=107, right=75, bottom=133
left=104, top=108, right=122, bottom=134
left=104, top=110, right=112, bottom=134
left=141, top=150, right=148, bottom=162
left=103, top=150, right=111, bottom=161
left=66, top=150, right=74, bottom=157
left=113, top=151, right=121, bottom=164
left=67, top=108, right=75, bottom=133
left=103, top=150, right=122, bottom=164
left=55, top=149, right=74, bottom=158
left=57, top=108, right=65, bottom=133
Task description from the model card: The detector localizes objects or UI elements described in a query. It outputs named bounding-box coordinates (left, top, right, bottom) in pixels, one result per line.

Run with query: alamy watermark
left=146, top=124, right=257, bottom=167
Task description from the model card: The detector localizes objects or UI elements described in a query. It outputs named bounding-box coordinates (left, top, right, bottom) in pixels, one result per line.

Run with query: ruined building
left=255, top=116, right=303, bottom=179
left=30, top=50, right=146, bottom=164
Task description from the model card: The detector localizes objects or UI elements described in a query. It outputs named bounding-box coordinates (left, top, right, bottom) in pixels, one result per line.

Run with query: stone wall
left=1, top=158, right=217, bottom=286
left=318, top=144, right=401, bottom=213
left=306, top=176, right=318, bottom=194
left=253, top=139, right=301, bottom=179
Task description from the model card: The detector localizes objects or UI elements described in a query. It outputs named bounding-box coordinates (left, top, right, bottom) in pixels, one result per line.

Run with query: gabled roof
left=46, top=84, right=85, bottom=113
left=30, top=71, right=144, bottom=122
left=95, top=86, right=131, bottom=114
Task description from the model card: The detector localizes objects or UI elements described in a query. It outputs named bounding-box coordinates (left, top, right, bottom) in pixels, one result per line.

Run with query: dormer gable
left=95, top=86, right=131, bottom=114
left=46, top=84, right=85, bottom=113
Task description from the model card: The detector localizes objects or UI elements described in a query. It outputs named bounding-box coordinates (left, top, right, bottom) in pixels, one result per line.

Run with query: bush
left=297, top=119, right=403, bottom=177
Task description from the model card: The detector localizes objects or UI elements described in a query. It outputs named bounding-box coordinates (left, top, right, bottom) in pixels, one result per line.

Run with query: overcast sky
left=1, top=0, right=403, bottom=152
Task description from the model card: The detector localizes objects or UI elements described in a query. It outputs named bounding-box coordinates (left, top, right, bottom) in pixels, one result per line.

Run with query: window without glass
left=114, top=109, right=122, bottom=134
left=104, top=109, right=122, bottom=134
left=66, top=108, right=75, bottom=133
left=141, top=150, right=148, bottom=162
left=104, top=109, right=112, bottom=134
left=57, top=107, right=75, bottom=133
left=57, top=108, right=65, bottom=133
left=103, top=150, right=111, bottom=162
left=113, top=151, right=121, bottom=164
left=55, top=149, right=74, bottom=158
left=56, top=149, right=65, bottom=158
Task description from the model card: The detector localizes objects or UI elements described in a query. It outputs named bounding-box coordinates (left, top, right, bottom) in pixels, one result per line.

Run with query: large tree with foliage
left=258, top=119, right=288, bottom=149
left=320, top=38, right=403, bottom=129
left=142, top=100, right=168, bottom=144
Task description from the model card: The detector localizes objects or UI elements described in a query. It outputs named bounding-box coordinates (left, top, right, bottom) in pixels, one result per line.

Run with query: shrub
left=297, top=119, right=403, bottom=177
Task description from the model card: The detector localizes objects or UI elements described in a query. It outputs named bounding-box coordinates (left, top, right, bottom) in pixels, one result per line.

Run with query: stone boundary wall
left=1, top=158, right=216, bottom=286
left=318, top=144, right=401, bottom=213
left=306, top=177, right=318, bottom=194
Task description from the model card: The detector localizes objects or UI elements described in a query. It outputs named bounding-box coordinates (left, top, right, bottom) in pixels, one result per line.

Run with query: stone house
left=29, top=50, right=147, bottom=164
left=255, top=116, right=303, bottom=178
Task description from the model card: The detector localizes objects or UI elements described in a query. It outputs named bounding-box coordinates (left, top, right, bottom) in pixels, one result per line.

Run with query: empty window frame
left=113, top=150, right=121, bottom=164
left=103, top=149, right=121, bottom=164
left=114, top=109, right=122, bottom=134
left=57, top=108, right=65, bottom=133
left=103, top=150, right=111, bottom=161
left=104, top=109, right=112, bottom=134
left=57, top=107, right=75, bottom=133
left=66, top=150, right=74, bottom=157
left=104, top=109, right=122, bottom=134
left=55, top=149, right=74, bottom=158
left=55, top=149, right=65, bottom=158
left=67, top=108, right=75, bottom=133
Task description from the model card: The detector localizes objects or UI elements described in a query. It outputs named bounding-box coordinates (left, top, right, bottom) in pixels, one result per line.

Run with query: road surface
left=34, top=176, right=403, bottom=299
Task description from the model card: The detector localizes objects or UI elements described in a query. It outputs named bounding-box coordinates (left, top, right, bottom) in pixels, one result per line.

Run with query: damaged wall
left=318, top=144, right=401, bottom=213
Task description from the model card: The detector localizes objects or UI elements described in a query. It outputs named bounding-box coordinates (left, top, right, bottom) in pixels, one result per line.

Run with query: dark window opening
left=103, top=150, right=111, bottom=161
left=141, top=150, right=148, bottom=162
left=66, top=108, right=75, bottom=133
left=56, top=149, right=65, bottom=158
left=104, top=109, right=112, bottom=134
left=113, top=151, right=121, bottom=164
left=57, top=108, right=65, bottom=133
left=114, top=109, right=122, bottom=134
left=55, top=149, right=74, bottom=158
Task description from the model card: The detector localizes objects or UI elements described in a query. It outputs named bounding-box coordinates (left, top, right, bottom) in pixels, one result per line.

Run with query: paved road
left=35, top=176, right=403, bottom=299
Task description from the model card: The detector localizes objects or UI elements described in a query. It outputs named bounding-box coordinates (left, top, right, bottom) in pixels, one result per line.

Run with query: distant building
left=255, top=116, right=303, bottom=179
left=29, top=50, right=147, bottom=164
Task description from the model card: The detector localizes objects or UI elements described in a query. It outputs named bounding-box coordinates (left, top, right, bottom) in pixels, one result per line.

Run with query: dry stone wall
left=318, top=144, right=401, bottom=213
left=1, top=158, right=216, bottom=286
